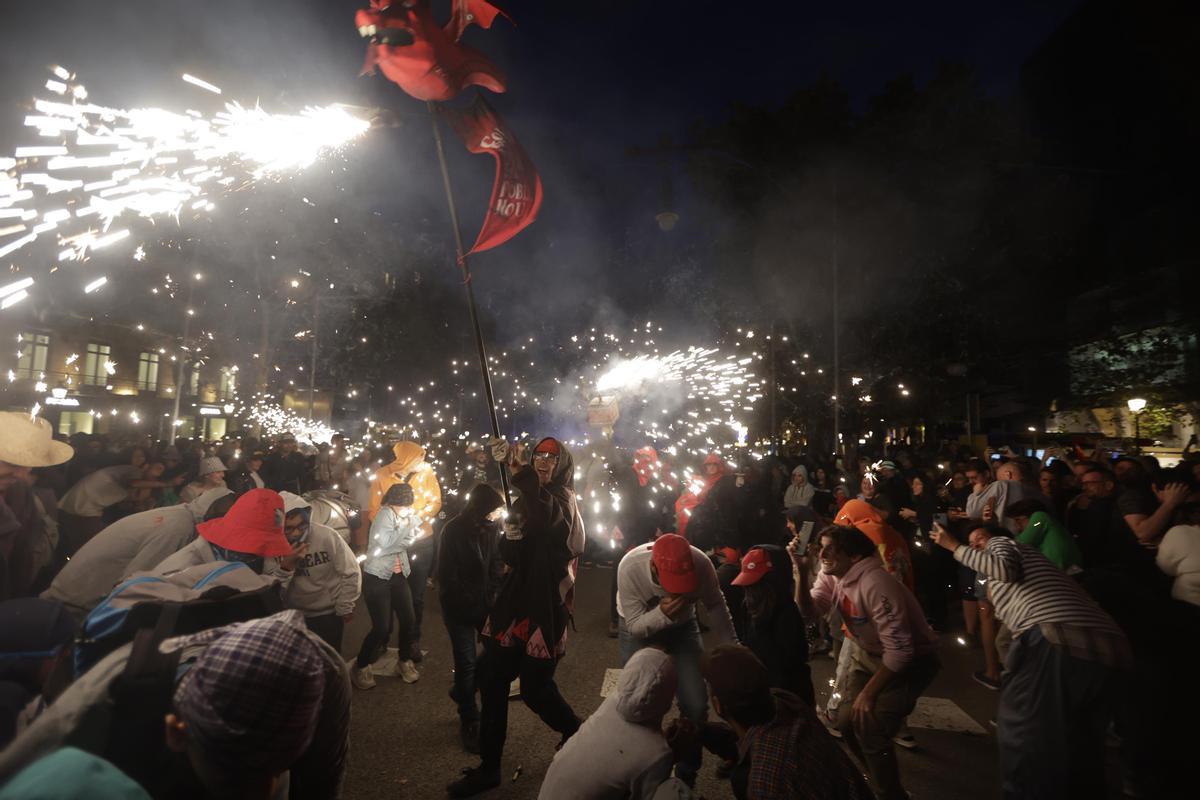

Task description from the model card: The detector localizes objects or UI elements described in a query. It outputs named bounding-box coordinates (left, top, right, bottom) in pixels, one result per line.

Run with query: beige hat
left=0, top=412, right=74, bottom=468
left=198, top=456, right=227, bottom=477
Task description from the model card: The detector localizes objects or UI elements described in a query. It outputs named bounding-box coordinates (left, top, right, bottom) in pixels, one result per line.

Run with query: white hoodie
left=280, top=492, right=362, bottom=617
left=42, top=488, right=231, bottom=616
left=538, top=648, right=677, bottom=799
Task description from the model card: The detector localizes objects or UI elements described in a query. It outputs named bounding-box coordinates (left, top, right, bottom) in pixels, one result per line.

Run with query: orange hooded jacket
left=834, top=498, right=914, bottom=590
left=367, top=442, right=442, bottom=539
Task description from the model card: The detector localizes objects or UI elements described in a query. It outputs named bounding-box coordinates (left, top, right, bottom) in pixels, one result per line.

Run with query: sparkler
left=1, top=67, right=372, bottom=301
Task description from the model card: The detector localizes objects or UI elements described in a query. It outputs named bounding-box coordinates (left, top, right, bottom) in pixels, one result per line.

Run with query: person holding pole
left=447, top=436, right=585, bottom=797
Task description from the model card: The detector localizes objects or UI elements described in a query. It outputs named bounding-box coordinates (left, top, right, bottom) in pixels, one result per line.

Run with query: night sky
left=1, top=0, right=1083, bottom=332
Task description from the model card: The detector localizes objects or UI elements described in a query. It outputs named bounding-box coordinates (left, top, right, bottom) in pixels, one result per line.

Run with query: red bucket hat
left=651, top=534, right=698, bottom=595
left=731, top=547, right=774, bottom=586
left=196, top=488, right=291, bottom=557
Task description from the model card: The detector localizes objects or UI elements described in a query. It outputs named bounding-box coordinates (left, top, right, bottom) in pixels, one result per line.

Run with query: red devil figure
left=356, top=0, right=509, bottom=101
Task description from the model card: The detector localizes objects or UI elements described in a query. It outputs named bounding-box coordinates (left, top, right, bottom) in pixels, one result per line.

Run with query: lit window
left=137, top=351, right=159, bottom=391
left=83, top=342, right=111, bottom=386
left=16, top=333, right=49, bottom=379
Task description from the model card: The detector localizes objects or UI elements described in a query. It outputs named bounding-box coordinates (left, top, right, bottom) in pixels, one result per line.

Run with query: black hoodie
left=483, top=438, right=585, bottom=659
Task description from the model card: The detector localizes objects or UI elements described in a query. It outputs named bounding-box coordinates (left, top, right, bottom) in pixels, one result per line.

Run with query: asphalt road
left=336, top=561, right=1108, bottom=799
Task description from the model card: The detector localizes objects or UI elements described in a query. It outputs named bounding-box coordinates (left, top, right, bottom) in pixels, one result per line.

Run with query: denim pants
left=355, top=571, right=417, bottom=668
left=444, top=619, right=480, bottom=722
left=478, top=638, right=579, bottom=770
left=406, top=538, right=435, bottom=643
left=618, top=617, right=707, bottom=782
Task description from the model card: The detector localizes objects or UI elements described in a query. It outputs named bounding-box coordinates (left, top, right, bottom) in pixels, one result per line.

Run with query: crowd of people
left=1, top=405, right=1198, bottom=798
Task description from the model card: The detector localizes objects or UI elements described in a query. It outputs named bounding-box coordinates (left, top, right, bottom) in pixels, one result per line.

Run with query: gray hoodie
left=538, top=648, right=677, bottom=800
left=279, top=493, right=362, bottom=618
left=41, top=489, right=231, bottom=617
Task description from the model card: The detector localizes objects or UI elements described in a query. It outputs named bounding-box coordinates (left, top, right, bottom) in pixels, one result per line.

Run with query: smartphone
left=796, top=520, right=815, bottom=549
left=933, top=512, right=949, bottom=528
left=990, top=453, right=1002, bottom=461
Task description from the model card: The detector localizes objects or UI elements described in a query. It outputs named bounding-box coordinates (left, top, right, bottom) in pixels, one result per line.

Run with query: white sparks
left=181, top=73, right=222, bottom=95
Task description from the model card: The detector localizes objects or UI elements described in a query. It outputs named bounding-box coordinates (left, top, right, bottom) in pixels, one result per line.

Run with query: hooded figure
left=784, top=465, right=816, bottom=509
left=453, top=437, right=584, bottom=797
left=483, top=437, right=585, bottom=658
left=835, top=499, right=913, bottom=590
left=537, top=648, right=677, bottom=800
left=277, top=493, right=361, bottom=649
left=367, top=441, right=442, bottom=536
left=674, top=453, right=727, bottom=539
left=154, top=489, right=292, bottom=577
left=42, top=488, right=233, bottom=618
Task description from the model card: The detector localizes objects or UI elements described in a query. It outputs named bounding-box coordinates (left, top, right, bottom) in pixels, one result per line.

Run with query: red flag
left=443, top=95, right=544, bottom=255
left=355, top=0, right=507, bottom=102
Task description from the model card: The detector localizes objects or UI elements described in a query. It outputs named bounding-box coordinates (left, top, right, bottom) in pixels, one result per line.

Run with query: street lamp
left=1127, top=398, right=1147, bottom=454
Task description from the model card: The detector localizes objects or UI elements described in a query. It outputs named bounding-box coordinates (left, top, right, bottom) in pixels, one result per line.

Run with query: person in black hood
left=448, top=437, right=585, bottom=798
left=437, top=483, right=506, bottom=754
left=729, top=544, right=815, bottom=707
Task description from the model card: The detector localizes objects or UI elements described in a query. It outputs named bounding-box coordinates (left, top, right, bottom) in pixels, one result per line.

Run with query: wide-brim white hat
left=0, top=411, right=74, bottom=468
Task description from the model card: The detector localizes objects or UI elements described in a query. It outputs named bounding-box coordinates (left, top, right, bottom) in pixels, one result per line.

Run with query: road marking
left=600, top=668, right=622, bottom=698
left=907, top=697, right=987, bottom=735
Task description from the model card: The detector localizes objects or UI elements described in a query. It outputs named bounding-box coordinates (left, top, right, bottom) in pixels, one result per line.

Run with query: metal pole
left=169, top=281, right=194, bottom=441
left=832, top=170, right=840, bottom=459
left=769, top=323, right=777, bottom=455
left=308, top=290, right=319, bottom=419
left=428, top=101, right=511, bottom=506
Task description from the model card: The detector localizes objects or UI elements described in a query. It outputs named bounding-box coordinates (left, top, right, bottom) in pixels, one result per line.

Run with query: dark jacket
left=737, top=546, right=814, bottom=707
left=263, top=452, right=309, bottom=494
left=483, top=439, right=584, bottom=660
left=437, top=511, right=503, bottom=628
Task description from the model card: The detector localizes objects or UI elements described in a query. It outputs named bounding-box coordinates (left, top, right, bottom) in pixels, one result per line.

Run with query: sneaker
left=973, top=671, right=1001, bottom=691
left=893, top=731, right=918, bottom=750
left=819, top=707, right=842, bottom=738
left=410, top=643, right=425, bottom=664
left=396, top=659, right=420, bottom=683
left=460, top=720, right=480, bottom=754
left=350, top=664, right=376, bottom=690
left=447, top=765, right=500, bottom=798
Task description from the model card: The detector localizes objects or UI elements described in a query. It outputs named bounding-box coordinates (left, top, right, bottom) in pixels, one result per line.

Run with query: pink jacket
left=811, top=557, right=937, bottom=672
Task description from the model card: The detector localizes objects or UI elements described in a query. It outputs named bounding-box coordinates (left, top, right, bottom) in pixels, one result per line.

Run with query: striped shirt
left=955, top=536, right=1131, bottom=669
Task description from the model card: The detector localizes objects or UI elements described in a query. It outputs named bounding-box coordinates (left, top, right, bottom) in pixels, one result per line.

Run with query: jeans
left=618, top=617, right=707, bottom=782
left=407, top=538, right=435, bottom=643
left=836, top=646, right=940, bottom=800
left=355, top=571, right=416, bottom=668
left=997, top=625, right=1117, bottom=800
left=305, top=613, right=345, bottom=653
left=445, top=619, right=480, bottom=722
left=478, top=638, right=579, bottom=770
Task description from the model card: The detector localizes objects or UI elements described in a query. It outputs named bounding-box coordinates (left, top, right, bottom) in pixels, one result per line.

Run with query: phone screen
left=797, top=520, right=815, bottom=548
left=990, top=453, right=1002, bottom=461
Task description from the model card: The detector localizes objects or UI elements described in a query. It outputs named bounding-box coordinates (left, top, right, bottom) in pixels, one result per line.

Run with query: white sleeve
left=618, top=555, right=674, bottom=639
left=329, top=529, right=362, bottom=616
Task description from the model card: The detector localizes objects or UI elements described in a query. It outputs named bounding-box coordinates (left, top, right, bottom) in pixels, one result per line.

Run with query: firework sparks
left=1, top=68, right=372, bottom=276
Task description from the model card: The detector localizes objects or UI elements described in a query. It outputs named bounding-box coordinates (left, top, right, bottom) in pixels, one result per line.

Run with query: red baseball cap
left=196, top=489, right=291, bottom=557
left=533, top=438, right=561, bottom=455
left=731, top=547, right=774, bottom=586
left=651, top=534, right=698, bottom=595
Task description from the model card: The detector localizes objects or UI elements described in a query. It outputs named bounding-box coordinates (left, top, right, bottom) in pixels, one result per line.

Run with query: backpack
left=74, top=561, right=283, bottom=678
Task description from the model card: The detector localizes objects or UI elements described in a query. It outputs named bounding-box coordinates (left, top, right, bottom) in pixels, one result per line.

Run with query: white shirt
left=58, top=465, right=141, bottom=517
left=616, top=542, right=736, bottom=644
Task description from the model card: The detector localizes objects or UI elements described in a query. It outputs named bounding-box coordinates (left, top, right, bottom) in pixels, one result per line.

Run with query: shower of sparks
left=0, top=67, right=372, bottom=278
